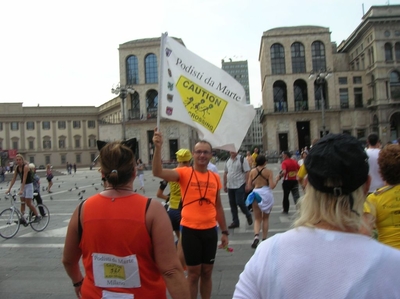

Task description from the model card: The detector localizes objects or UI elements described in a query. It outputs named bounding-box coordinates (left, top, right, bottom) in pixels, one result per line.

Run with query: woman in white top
left=233, top=134, right=400, bottom=299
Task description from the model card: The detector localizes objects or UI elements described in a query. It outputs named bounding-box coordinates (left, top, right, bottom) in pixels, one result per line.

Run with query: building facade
left=259, top=5, right=400, bottom=153
left=0, top=103, right=99, bottom=167
left=98, top=37, right=198, bottom=163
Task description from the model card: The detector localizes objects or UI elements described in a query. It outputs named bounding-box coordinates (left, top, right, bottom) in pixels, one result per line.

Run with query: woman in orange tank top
left=62, top=139, right=189, bottom=299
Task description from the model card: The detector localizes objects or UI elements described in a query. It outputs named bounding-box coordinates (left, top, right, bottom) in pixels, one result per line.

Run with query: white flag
left=159, top=34, right=256, bottom=152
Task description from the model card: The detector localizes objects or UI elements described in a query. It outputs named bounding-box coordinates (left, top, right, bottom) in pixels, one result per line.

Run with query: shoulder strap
left=145, top=197, right=152, bottom=213
left=240, top=155, right=244, bottom=172
left=78, top=200, right=86, bottom=242
left=181, top=167, right=195, bottom=205
left=252, top=168, right=269, bottom=183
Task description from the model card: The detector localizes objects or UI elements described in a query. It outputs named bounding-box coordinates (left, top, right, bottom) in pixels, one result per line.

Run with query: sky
left=1, top=0, right=398, bottom=108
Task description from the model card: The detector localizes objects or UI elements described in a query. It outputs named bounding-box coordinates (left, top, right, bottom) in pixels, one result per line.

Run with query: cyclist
left=6, top=154, right=41, bottom=223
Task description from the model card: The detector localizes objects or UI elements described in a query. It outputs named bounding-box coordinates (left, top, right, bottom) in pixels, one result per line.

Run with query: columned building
left=0, top=103, right=99, bottom=167
left=259, top=5, right=400, bottom=153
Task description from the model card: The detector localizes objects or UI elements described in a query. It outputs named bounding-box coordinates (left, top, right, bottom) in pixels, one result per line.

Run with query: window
left=273, top=80, right=288, bottom=112
left=145, top=53, right=158, bottom=84
left=58, top=121, right=66, bottom=129
left=12, top=141, right=18, bottom=150
left=343, top=130, right=352, bottom=135
left=43, top=139, right=52, bottom=149
left=26, top=121, right=35, bottom=130
left=357, top=129, right=366, bottom=139
left=59, top=139, right=66, bottom=149
left=270, top=43, right=285, bottom=75
left=385, top=43, right=393, bottom=61
left=293, top=80, right=308, bottom=111
left=88, top=136, right=96, bottom=148
left=354, top=88, right=363, bottom=108
left=88, top=120, right=96, bottom=128
left=396, top=42, right=400, bottom=61
left=0, top=139, right=2, bottom=149
left=338, top=77, right=348, bottom=85
left=45, top=156, right=50, bottom=165
left=90, top=153, right=96, bottom=162
left=29, top=140, right=34, bottom=150
left=11, top=122, right=19, bottom=131
left=127, top=55, right=139, bottom=85
left=61, top=154, right=66, bottom=164
left=42, top=121, right=50, bottom=130
left=73, top=121, right=81, bottom=129
left=76, top=154, right=81, bottom=163
left=353, top=76, right=362, bottom=84
left=129, top=92, right=140, bottom=119
left=311, top=41, right=326, bottom=71
left=75, top=138, right=81, bottom=148
left=0, top=122, right=3, bottom=131
left=390, top=71, right=400, bottom=100
left=29, top=157, right=34, bottom=164
left=291, top=42, right=306, bottom=73
left=146, top=89, right=158, bottom=119
left=340, top=88, right=349, bottom=108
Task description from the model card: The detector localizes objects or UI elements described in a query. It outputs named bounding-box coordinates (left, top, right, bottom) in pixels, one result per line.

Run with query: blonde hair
left=293, top=181, right=371, bottom=232
left=29, top=163, right=35, bottom=169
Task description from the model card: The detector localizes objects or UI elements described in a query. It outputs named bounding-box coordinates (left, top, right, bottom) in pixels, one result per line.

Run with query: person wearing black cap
left=276, top=150, right=300, bottom=214
left=233, top=134, right=400, bottom=299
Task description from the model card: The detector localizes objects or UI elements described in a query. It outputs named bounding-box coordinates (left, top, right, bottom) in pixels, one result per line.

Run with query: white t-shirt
left=207, top=162, right=219, bottom=174
left=366, top=148, right=385, bottom=193
left=233, top=227, right=400, bottom=299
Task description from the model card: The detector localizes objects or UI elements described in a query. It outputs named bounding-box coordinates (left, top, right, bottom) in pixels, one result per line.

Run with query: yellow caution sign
left=176, top=76, right=228, bottom=133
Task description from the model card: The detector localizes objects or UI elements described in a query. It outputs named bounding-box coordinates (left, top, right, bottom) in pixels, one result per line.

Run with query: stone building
left=0, top=103, right=99, bottom=167
left=259, top=5, right=400, bottom=153
left=98, top=37, right=198, bottom=163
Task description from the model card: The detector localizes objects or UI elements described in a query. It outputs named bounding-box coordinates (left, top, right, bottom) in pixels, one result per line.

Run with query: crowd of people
left=6, top=127, right=399, bottom=298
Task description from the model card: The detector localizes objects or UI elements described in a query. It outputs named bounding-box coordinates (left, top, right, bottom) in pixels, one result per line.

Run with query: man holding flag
left=152, top=128, right=229, bottom=299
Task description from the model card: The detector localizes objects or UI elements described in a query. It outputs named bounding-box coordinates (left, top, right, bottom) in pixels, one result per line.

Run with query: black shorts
left=168, top=208, right=181, bottom=231
left=181, top=226, right=218, bottom=266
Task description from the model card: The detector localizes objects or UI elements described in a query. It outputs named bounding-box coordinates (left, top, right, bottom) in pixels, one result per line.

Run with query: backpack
left=240, top=155, right=244, bottom=173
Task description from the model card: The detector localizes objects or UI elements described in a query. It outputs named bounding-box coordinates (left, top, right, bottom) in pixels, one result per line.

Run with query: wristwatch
left=221, top=230, right=229, bottom=235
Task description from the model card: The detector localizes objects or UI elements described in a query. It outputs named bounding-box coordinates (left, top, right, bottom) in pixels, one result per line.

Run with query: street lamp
left=309, top=69, right=332, bottom=137
left=111, top=84, right=135, bottom=140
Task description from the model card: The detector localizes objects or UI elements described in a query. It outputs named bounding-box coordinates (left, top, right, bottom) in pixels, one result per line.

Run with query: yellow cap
left=176, top=149, right=192, bottom=162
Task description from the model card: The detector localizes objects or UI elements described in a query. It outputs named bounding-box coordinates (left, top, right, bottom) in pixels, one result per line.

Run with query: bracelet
left=73, top=278, right=84, bottom=287
left=221, top=230, right=229, bottom=236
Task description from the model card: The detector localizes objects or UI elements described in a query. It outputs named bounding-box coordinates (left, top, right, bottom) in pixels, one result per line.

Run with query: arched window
left=270, top=44, right=285, bottom=75
left=126, top=55, right=139, bottom=85
left=385, top=43, right=393, bottom=61
left=146, top=89, right=158, bottom=118
left=129, top=92, right=140, bottom=120
left=372, top=115, right=379, bottom=134
left=395, top=42, right=400, bottom=61
left=273, top=80, right=287, bottom=112
left=293, top=79, right=308, bottom=111
left=145, top=54, right=158, bottom=84
left=314, top=80, right=328, bottom=110
left=311, top=41, right=326, bottom=71
left=390, top=71, right=400, bottom=100
left=291, top=42, right=306, bottom=73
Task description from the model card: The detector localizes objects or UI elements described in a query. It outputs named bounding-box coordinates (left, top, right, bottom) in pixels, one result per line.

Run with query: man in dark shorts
left=152, top=128, right=229, bottom=299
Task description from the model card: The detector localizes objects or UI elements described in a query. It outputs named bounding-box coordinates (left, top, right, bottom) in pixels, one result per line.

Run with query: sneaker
left=281, top=210, right=289, bottom=215
left=247, top=215, right=253, bottom=226
left=251, top=237, right=260, bottom=249
left=228, top=223, right=239, bottom=229
left=33, top=216, right=42, bottom=223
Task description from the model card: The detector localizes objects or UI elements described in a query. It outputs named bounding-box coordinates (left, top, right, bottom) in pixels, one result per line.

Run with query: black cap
left=304, top=134, right=369, bottom=196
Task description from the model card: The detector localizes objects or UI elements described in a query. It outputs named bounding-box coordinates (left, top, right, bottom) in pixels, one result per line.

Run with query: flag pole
left=157, top=32, right=168, bottom=130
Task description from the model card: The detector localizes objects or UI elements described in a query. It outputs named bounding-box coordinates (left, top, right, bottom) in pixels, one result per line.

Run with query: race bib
left=92, top=253, right=141, bottom=288
left=102, top=290, right=134, bottom=299
left=288, top=171, right=297, bottom=178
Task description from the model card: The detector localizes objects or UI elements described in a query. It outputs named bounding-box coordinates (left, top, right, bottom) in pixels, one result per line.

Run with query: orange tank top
left=176, top=167, right=222, bottom=229
left=79, top=193, right=166, bottom=298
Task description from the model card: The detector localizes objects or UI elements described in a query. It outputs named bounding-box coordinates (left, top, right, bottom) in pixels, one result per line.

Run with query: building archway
left=389, top=111, right=400, bottom=141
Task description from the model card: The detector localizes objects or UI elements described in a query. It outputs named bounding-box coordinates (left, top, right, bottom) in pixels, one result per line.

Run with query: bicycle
left=0, top=192, right=50, bottom=239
